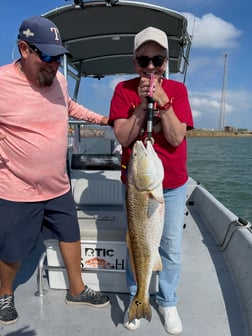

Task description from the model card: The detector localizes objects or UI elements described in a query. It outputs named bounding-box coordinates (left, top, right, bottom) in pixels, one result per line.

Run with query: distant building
left=224, top=126, right=236, bottom=132
left=236, top=128, right=248, bottom=132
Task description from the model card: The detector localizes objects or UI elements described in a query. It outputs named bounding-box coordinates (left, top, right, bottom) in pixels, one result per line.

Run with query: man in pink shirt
left=0, top=16, right=109, bottom=325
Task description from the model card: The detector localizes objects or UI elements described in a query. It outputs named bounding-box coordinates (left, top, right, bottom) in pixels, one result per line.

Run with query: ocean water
left=187, top=137, right=252, bottom=223
left=75, top=132, right=252, bottom=223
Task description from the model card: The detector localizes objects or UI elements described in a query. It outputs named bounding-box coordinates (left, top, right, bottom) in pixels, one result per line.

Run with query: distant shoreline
left=71, top=127, right=252, bottom=138
left=187, top=130, right=252, bottom=137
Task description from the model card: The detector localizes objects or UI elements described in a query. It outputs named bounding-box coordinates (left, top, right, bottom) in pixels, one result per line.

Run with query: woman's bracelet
left=159, top=97, right=174, bottom=111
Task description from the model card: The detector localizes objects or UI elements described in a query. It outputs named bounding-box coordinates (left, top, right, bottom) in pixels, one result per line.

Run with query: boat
left=2, top=1, right=252, bottom=335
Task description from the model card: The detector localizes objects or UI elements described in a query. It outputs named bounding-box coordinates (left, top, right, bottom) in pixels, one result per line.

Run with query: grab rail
left=218, top=218, right=252, bottom=251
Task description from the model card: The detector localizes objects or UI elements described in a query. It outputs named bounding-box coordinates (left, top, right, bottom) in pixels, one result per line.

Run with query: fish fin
left=152, top=254, right=162, bottom=272
left=148, top=191, right=164, bottom=204
left=128, top=296, right=152, bottom=322
left=126, top=230, right=137, bottom=282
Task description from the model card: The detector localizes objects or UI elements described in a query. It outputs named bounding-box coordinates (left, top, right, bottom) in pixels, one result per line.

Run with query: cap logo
left=22, top=28, right=34, bottom=38
left=50, top=27, right=60, bottom=41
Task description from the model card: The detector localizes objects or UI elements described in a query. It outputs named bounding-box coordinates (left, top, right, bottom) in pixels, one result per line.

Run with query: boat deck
left=1, top=188, right=248, bottom=336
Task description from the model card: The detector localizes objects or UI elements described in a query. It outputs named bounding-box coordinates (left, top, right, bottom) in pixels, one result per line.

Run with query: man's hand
left=100, top=116, right=110, bottom=125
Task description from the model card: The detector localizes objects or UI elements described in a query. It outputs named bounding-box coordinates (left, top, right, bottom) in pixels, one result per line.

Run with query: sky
left=1, top=0, right=251, bottom=130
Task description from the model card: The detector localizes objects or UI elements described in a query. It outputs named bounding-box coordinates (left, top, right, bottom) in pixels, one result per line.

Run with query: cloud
left=188, top=88, right=252, bottom=129
left=186, top=55, right=219, bottom=77
left=89, top=75, right=134, bottom=100
left=189, top=91, right=221, bottom=120
left=191, top=108, right=202, bottom=119
left=183, top=12, right=242, bottom=49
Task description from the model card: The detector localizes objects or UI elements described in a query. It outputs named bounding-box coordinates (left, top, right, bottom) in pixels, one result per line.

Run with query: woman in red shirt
left=109, top=26, right=194, bottom=334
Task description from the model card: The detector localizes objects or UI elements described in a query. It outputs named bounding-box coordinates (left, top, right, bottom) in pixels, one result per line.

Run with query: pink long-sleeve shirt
left=0, top=61, right=103, bottom=202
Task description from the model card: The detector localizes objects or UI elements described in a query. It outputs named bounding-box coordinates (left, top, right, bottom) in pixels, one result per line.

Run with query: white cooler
left=44, top=170, right=159, bottom=293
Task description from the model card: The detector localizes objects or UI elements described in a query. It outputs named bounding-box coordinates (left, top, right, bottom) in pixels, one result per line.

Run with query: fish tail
left=128, top=297, right=152, bottom=322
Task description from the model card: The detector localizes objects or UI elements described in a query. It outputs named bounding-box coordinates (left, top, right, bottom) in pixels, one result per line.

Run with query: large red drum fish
left=126, top=140, right=164, bottom=322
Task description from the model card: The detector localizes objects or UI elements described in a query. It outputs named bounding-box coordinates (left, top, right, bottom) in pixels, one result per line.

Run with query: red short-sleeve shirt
left=109, top=77, right=194, bottom=189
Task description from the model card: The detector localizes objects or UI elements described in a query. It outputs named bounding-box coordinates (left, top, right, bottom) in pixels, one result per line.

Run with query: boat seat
left=71, top=169, right=124, bottom=206
left=71, top=153, right=121, bottom=171
left=70, top=169, right=126, bottom=241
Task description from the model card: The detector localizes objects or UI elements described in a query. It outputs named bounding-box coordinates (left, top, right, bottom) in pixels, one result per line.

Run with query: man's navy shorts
left=0, top=190, right=80, bottom=263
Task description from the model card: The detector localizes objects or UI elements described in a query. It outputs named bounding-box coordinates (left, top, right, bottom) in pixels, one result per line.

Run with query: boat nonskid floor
left=0, top=207, right=247, bottom=336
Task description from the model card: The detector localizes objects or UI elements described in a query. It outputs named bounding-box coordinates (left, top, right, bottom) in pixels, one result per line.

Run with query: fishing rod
left=146, top=96, right=154, bottom=143
left=145, top=74, right=156, bottom=144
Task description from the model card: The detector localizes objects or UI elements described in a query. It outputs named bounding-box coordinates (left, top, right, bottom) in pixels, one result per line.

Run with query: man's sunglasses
left=136, top=55, right=166, bottom=68
left=27, top=43, right=62, bottom=64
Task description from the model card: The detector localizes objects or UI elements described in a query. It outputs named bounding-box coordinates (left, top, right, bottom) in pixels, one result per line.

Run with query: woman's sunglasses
left=136, top=55, right=166, bottom=68
left=27, top=43, right=62, bottom=64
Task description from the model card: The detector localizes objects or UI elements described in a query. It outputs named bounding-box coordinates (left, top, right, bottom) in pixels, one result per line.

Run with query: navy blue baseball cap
left=18, top=16, right=71, bottom=57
